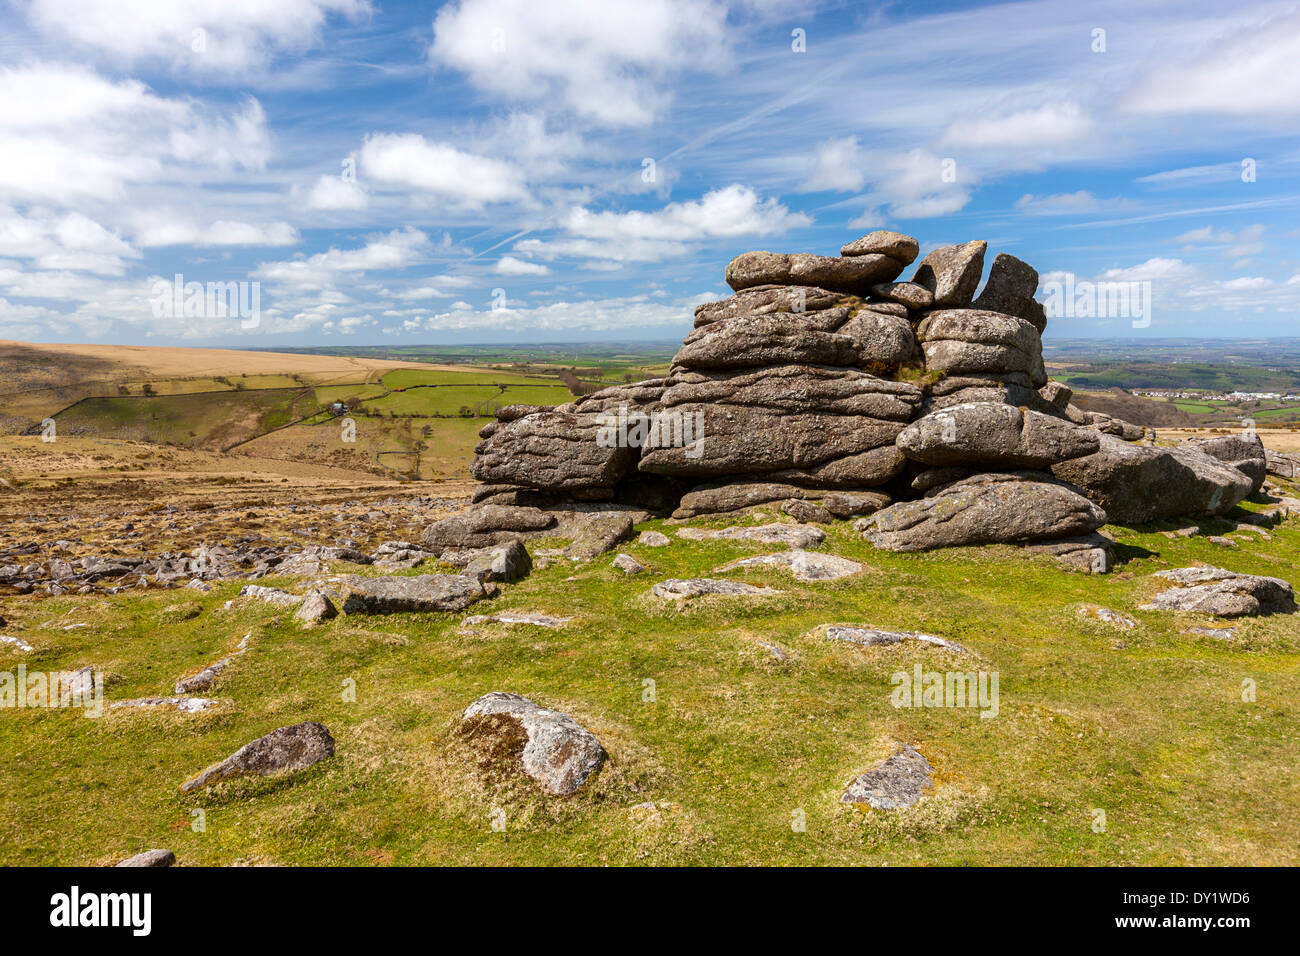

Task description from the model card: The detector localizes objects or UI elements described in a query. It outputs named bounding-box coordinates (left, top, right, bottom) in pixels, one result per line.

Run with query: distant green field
left=379, top=368, right=561, bottom=389
left=54, top=389, right=318, bottom=448
left=361, top=384, right=573, bottom=417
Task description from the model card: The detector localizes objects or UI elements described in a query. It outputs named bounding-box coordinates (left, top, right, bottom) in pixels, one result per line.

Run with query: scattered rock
left=442, top=539, right=532, bottom=582
left=718, top=550, right=862, bottom=581
left=1078, top=606, right=1136, bottom=629
left=820, top=624, right=964, bottom=652
left=613, top=553, right=647, bottom=575
left=239, top=585, right=299, bottom=607
left=650, top=579, right=780, bottom=600
left=1140, top=567, right=1296, bottom=617
left=115, top=849, right=175, bottom=868
left=460, top=692, right=606, bottom=796
left=180, top=721, right=335, bottom=792
left=112, top=696, right=218, bottom=713
left=461, top=611, right=571, bottom=629
left=1, top=634, right=33, bottom=652
left=676, top=523, right=826, bottom=549
left=638, top=530, right=671, bottom=547
left=295, top=589, right=338, bottom=624
left=841, top=745, right=933, bottom=809
left=1184, top=625, right=1237, bottom=640
left=173, top=633, right=250, bottom=694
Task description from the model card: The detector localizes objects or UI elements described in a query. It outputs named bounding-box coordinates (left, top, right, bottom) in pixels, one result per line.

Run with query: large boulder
left=858, top=472, right=1107, bottom=551
left=725, top=251, right=906, bottom=295
left=673, top=312, right=875, bottom=371
left=972, top=252, right=1047, bottom=332
left=472, top=411, right=635, bottom=493
left=911, top=240, right=986, bottom=307
left=1265, top=448, right=1300, bottom=480
left=638, top=365, right=921, bottom=479
left=896, top=402, right=1100, bottom=468
left=1051, top=434, right=1254, bottom=524
left=1181, top=434, right=1266, bottom=494
left=916, top=309, right=1046, bottom=387
left=180, top=722, right=335, bottom=792
left=841, top=230, right=919, bottom=264
left=338, top=574, right=494, bottom=614
left=460, top=692, right=607, bottom=796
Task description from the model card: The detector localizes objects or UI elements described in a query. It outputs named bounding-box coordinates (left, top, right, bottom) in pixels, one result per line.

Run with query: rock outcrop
left=436, top=229, right=1274, bottom=554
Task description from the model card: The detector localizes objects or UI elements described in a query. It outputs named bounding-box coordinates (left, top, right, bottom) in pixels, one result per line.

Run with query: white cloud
left=305, top=174, right=370, bottom=211
left=130, top=213, right=299, bottom=247
left=564, top=185, right=809, bottom=242
left=358, top=133, right=529, bottom=205
left=800, top=137, right=867, bottom=193
left=938, top=101, right=1093, bottom=151
left=429, top=0, right=730, bottom=127
left=1123, top=10, right=1300, bottom=118
left=0, top=206, right=139, bottom=274
left=0, top=64, right=271, bottom=203
left=870, top=149, right=972, bottom=219
left=254, top=227, right=431, bottom=288
left=384, top=294, right=690, bottom=335
left=1014, top=191, right=1131, bottom=216
left=1174, top=224, right=1266, bottom=258
left=25, top=0, right=371, bottom=72
left=495, top=255, right=550, bottom=276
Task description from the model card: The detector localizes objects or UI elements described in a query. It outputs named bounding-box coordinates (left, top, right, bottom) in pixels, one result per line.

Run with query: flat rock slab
left=1078, top=606, right=1136, bottom=629
left=650, top=579, right=781, bottom=600
left=563, top=513, right=634, bottom=561
left=461, top=692, right=606, bottom=796
left=461, top=612, right=571, bottom=629
left=116, top=849, right=175, bottom=868
left=841, top=745, right=933, bottom=809
left=239, top=585, right=299, bottom=607
left=718, top=550, right=862, bottom=581
left=174, top=632, right=251, bottom=695
left=1, top=635, right=33, bottom=652
left=820, top=624, right=964, bottom=652
left=1140, top=567, right=1296, bottom=617
left=180, top=721, right=335, bottom=792
left=112, top=696, right=218, bottom=713
left=339, top=574, right=495, bottom=615
left=1185, top=625, right=1238, bottom=640
left=676, top=523, right=826, bottom=549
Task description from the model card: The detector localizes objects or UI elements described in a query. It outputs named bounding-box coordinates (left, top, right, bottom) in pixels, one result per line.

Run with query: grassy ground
left=2, top=491, right=1297, bottom=866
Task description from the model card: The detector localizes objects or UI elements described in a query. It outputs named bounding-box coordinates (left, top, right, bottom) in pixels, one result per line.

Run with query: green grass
left=2, top=494, right=1298, bottom=866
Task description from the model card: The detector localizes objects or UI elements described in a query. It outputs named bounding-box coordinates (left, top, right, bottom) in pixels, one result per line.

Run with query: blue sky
left=1, top=0, right=1299, bottom=347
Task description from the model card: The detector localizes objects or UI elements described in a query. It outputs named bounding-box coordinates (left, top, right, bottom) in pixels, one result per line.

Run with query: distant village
left=1135, top=389, right=1300, bottom=403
